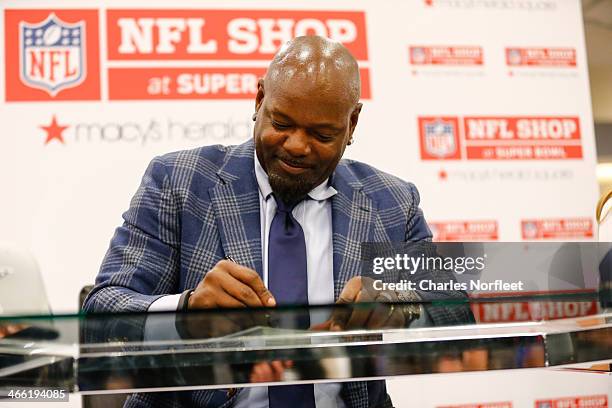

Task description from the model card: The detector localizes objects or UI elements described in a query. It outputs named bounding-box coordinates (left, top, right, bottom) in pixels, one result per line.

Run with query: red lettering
left=49, top=50, right=62, bottom=82
left=29, top=50, right=45, bottom=77
left=63, top=50, right=76, bottom=77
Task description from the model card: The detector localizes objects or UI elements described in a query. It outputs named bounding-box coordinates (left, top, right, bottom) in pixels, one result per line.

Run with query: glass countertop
left=0, top=293, right=610, bottom=393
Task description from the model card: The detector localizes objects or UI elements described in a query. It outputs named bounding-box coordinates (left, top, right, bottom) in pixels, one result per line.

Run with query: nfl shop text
left=5, top=9, right=371, bottom=101
left=429, top=221, right=498, bottom=241
left=472, top=299, right=599, bottom=323
left=419, top=116, right=583, bottom=160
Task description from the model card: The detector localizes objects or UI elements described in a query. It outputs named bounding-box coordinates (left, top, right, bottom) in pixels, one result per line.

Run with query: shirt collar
left=254, top=152, right=337, bottom=202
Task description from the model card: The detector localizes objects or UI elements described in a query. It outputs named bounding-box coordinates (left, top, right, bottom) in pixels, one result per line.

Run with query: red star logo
left=438, top=169, right=448, bottom=180
left=40, top=115, right=69, bottom=145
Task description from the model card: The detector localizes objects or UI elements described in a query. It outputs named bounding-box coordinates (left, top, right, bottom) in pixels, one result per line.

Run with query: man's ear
left=255, top=78, right=265, bottom=113
left=348, top=102, right=363, bottom=137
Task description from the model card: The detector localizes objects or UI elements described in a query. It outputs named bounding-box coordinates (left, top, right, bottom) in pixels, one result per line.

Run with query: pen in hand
left=224, top=255, right=276, bottom=307
left=224, top=255, right=277, bottom=326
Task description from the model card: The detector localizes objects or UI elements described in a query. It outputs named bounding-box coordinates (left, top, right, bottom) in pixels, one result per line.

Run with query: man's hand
left=188, top=260, right=276, bottom=309
left=250, top=360, right=293, bottom=383
left=313, top=276, right=406, bottom=331
left=0, top=324, right=27, bottom=338
left=178, top=260, right=276, bottom=338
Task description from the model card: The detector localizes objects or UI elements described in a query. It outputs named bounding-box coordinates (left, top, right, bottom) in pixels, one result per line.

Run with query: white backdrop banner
left=0, top=0, right=602, bottom=406
left=0, top=0, right=598, bottom=311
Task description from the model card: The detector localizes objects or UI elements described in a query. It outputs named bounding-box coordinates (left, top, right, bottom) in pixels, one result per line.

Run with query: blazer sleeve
left=83, top=156, right=181, bottom=313
left=404, top=182, right=433, bottom=242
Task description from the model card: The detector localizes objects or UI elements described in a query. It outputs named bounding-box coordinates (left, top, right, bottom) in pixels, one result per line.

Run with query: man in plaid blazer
left=84, top=36, right=471, bottom=407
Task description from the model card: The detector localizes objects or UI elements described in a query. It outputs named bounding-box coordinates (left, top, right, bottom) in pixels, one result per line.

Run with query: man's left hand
left=313, top=276, right=406, bottom=331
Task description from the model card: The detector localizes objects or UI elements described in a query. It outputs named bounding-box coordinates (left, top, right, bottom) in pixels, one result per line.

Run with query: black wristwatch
left=177, top=288, right=194, bottom=311
left=396, top=289, right=422, bottom=323
left=175, top=289, right=195, bottom=339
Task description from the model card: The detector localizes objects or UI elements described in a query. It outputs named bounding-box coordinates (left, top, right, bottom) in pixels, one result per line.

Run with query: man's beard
left=268, top=171, right=314, bottom=206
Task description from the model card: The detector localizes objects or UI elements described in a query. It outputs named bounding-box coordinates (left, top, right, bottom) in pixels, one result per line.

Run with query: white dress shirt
left=147, top=153, right=345, bottom=408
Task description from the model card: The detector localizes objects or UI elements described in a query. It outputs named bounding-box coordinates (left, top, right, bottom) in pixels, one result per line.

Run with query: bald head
left=264, top=36, right=361, bottom=106
left=253, top=36, right=363, bottom=205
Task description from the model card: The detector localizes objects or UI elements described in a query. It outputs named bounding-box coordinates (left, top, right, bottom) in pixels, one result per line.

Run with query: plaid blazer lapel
left=330, top=161, right=376, bottom=301
left=208, top=140, right=263, bottom=278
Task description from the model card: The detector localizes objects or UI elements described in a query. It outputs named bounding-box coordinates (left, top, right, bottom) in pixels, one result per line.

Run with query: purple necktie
left=267, top=195, right=315, bottom=408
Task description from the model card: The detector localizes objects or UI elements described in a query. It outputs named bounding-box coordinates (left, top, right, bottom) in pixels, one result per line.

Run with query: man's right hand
left=178, top=260, right=276, bottom=338
left=188, top=260, right=276, bottom=309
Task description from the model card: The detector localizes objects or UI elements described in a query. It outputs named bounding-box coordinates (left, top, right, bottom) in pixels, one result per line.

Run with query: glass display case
left=0, top=292, right=609, bottom=397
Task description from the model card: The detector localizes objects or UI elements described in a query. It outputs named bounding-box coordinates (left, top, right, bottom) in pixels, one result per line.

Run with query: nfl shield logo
left=411, top=47, right=426, bottom=64
left=523, top=222, right=538, bottom=239
left=424, top=119, right=457, bottom=158
left=19, top=13, right=86, bottom=96
left=507, top=48, right=522, bottom=66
